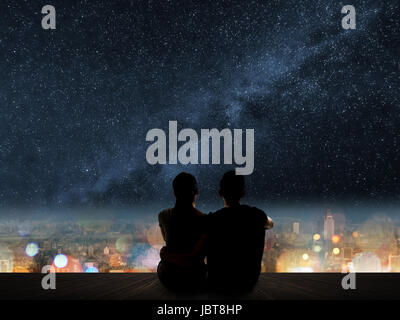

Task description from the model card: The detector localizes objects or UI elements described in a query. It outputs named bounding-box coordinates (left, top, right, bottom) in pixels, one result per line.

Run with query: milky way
left=0, top=0, right=399, bottom=208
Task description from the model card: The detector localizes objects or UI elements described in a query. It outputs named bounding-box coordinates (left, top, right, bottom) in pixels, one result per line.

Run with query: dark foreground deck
left=0, top=273, right=398, bottom=300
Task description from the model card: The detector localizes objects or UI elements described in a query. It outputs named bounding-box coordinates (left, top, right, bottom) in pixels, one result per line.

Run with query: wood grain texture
left=0, top=273, right=398, bottom=300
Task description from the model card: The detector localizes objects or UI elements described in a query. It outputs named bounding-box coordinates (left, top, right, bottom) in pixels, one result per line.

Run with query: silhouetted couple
left=157, top=171, right=274, bottom=293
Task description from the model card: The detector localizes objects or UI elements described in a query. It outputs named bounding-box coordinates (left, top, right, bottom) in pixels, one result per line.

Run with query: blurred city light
left=0, top=245, right=13, bottom=272
left=146, top=223, right=164, bottom=250
left=52, top=255, right=82, bottom=272
left=287, top=267, right=314, bottom=272
left=352, top=252, right=382, bottom=272
left=331, top=235, right=341, bottom=244
left=313, top=245, right=322, bottom=253
left=110, top=253, right=123, bottom=267
left=127, top=243, right=159, bottom=271
left=276, top=249, right=320, bottom=272
left=0, top=207, right=399, bottom=273
left=116, top=235, right=133, bottom=254
left=54, top=254, right=68, bottom=268
left=25, top=242, right=39, bottom=257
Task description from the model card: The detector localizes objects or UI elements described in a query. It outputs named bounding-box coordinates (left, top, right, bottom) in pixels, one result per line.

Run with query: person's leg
left=157, top=260, right=177, bottom=290
left=157, top=261, right=166, bottom=283
left=189, top=264, right=207, bottom=293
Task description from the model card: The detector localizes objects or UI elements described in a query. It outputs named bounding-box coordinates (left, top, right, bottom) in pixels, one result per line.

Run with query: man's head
left=219, top=170, right=245, bottom=206
left=173, top=172, right=199, bottom=203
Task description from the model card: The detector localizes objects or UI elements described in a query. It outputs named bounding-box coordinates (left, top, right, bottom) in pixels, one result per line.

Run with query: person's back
left=159, top=205, right=206, bottom=260
left=157, top=172, right=207, bottom=292
left=207, top=171, right=273, bottom=292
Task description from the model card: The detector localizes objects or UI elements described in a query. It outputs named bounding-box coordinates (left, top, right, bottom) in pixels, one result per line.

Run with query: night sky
left=0, top=0, right=399, bottom=208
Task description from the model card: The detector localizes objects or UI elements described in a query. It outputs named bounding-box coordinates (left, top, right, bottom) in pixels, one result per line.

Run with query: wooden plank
left=0, top=273, right=398, bottom=300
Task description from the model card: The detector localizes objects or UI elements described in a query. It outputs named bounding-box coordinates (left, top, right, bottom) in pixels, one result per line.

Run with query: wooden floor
left=0, top=273, right=398, bottom=300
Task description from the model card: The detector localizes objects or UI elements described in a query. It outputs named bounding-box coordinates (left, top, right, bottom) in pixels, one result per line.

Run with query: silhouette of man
left=157, top=172, right=207, bottom=292
left=206, top=170, right=273, bottom=292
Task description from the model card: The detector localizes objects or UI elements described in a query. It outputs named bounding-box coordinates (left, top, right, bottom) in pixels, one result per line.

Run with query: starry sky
left=0, top=0, right=399, bottom=209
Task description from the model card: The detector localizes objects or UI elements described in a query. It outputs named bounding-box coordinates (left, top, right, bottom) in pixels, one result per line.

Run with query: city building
left=389, top=255, right=400, bottom=272
left=0, top=260, right=11, bottom=272
left=324, top=209, right=335, bottom=241
left=104, top=246, right=110, bottom=255
left=293, top=222, right=300, bottom=235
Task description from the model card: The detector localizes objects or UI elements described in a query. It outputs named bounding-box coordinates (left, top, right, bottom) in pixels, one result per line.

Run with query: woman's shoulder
left=193, top=207, right=206, bottom=217
left=158, top=208, right=174, bottom=223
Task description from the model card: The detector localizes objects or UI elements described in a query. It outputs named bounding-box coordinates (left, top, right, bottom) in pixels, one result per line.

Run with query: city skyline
left=1, top=205, right=399, bottom=273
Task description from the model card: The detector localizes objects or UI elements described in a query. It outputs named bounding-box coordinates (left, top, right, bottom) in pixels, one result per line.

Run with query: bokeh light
left=141, top=247, right=160, bottom=270
left=116, top=235, right=133, bottom=254
left=313, top=234, right=321, bottom=241
left=146, top=223, right=164, bottom=250
left=313, top=245, right=322, bottom=253
left=332, top=248, right=340, bottom=255
left=352, top=231, right=359, bottom=238
left=51, top=255, right=82, bottom=272
left=331, top=235, right=341, bottom=244
left=302, top=253, right=309, bottom=261
left=127, top=243, right=159, bottom=271
left=53, top=254, right=68, bottom=268
left=85, top=266, right=99, bottom=273
left=25, top=242, right=39, bottom=257
left=276, top=249, right=320, bottom=272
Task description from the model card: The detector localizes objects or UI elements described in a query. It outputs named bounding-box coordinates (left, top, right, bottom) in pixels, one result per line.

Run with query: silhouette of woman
left=157, top=172, right=207, bottom=292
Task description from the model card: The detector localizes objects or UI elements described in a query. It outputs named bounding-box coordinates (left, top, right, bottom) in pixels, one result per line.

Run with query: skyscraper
left=324, top=209, right=335, bottom=241
left=0, top=260, right=10, bottom=272
left=293, top=222, right=300, bottom=235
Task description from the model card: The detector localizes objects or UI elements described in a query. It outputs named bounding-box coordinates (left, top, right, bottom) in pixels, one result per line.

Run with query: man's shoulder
left=208, top=207, right=228, bottom=217
left=209, top=205, right=262, bottom=213
left=207, top=205, right=267, bottom=222
left=242, top=205, right=268, bottom=221
left=242, top=204, right=266, bottom=215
